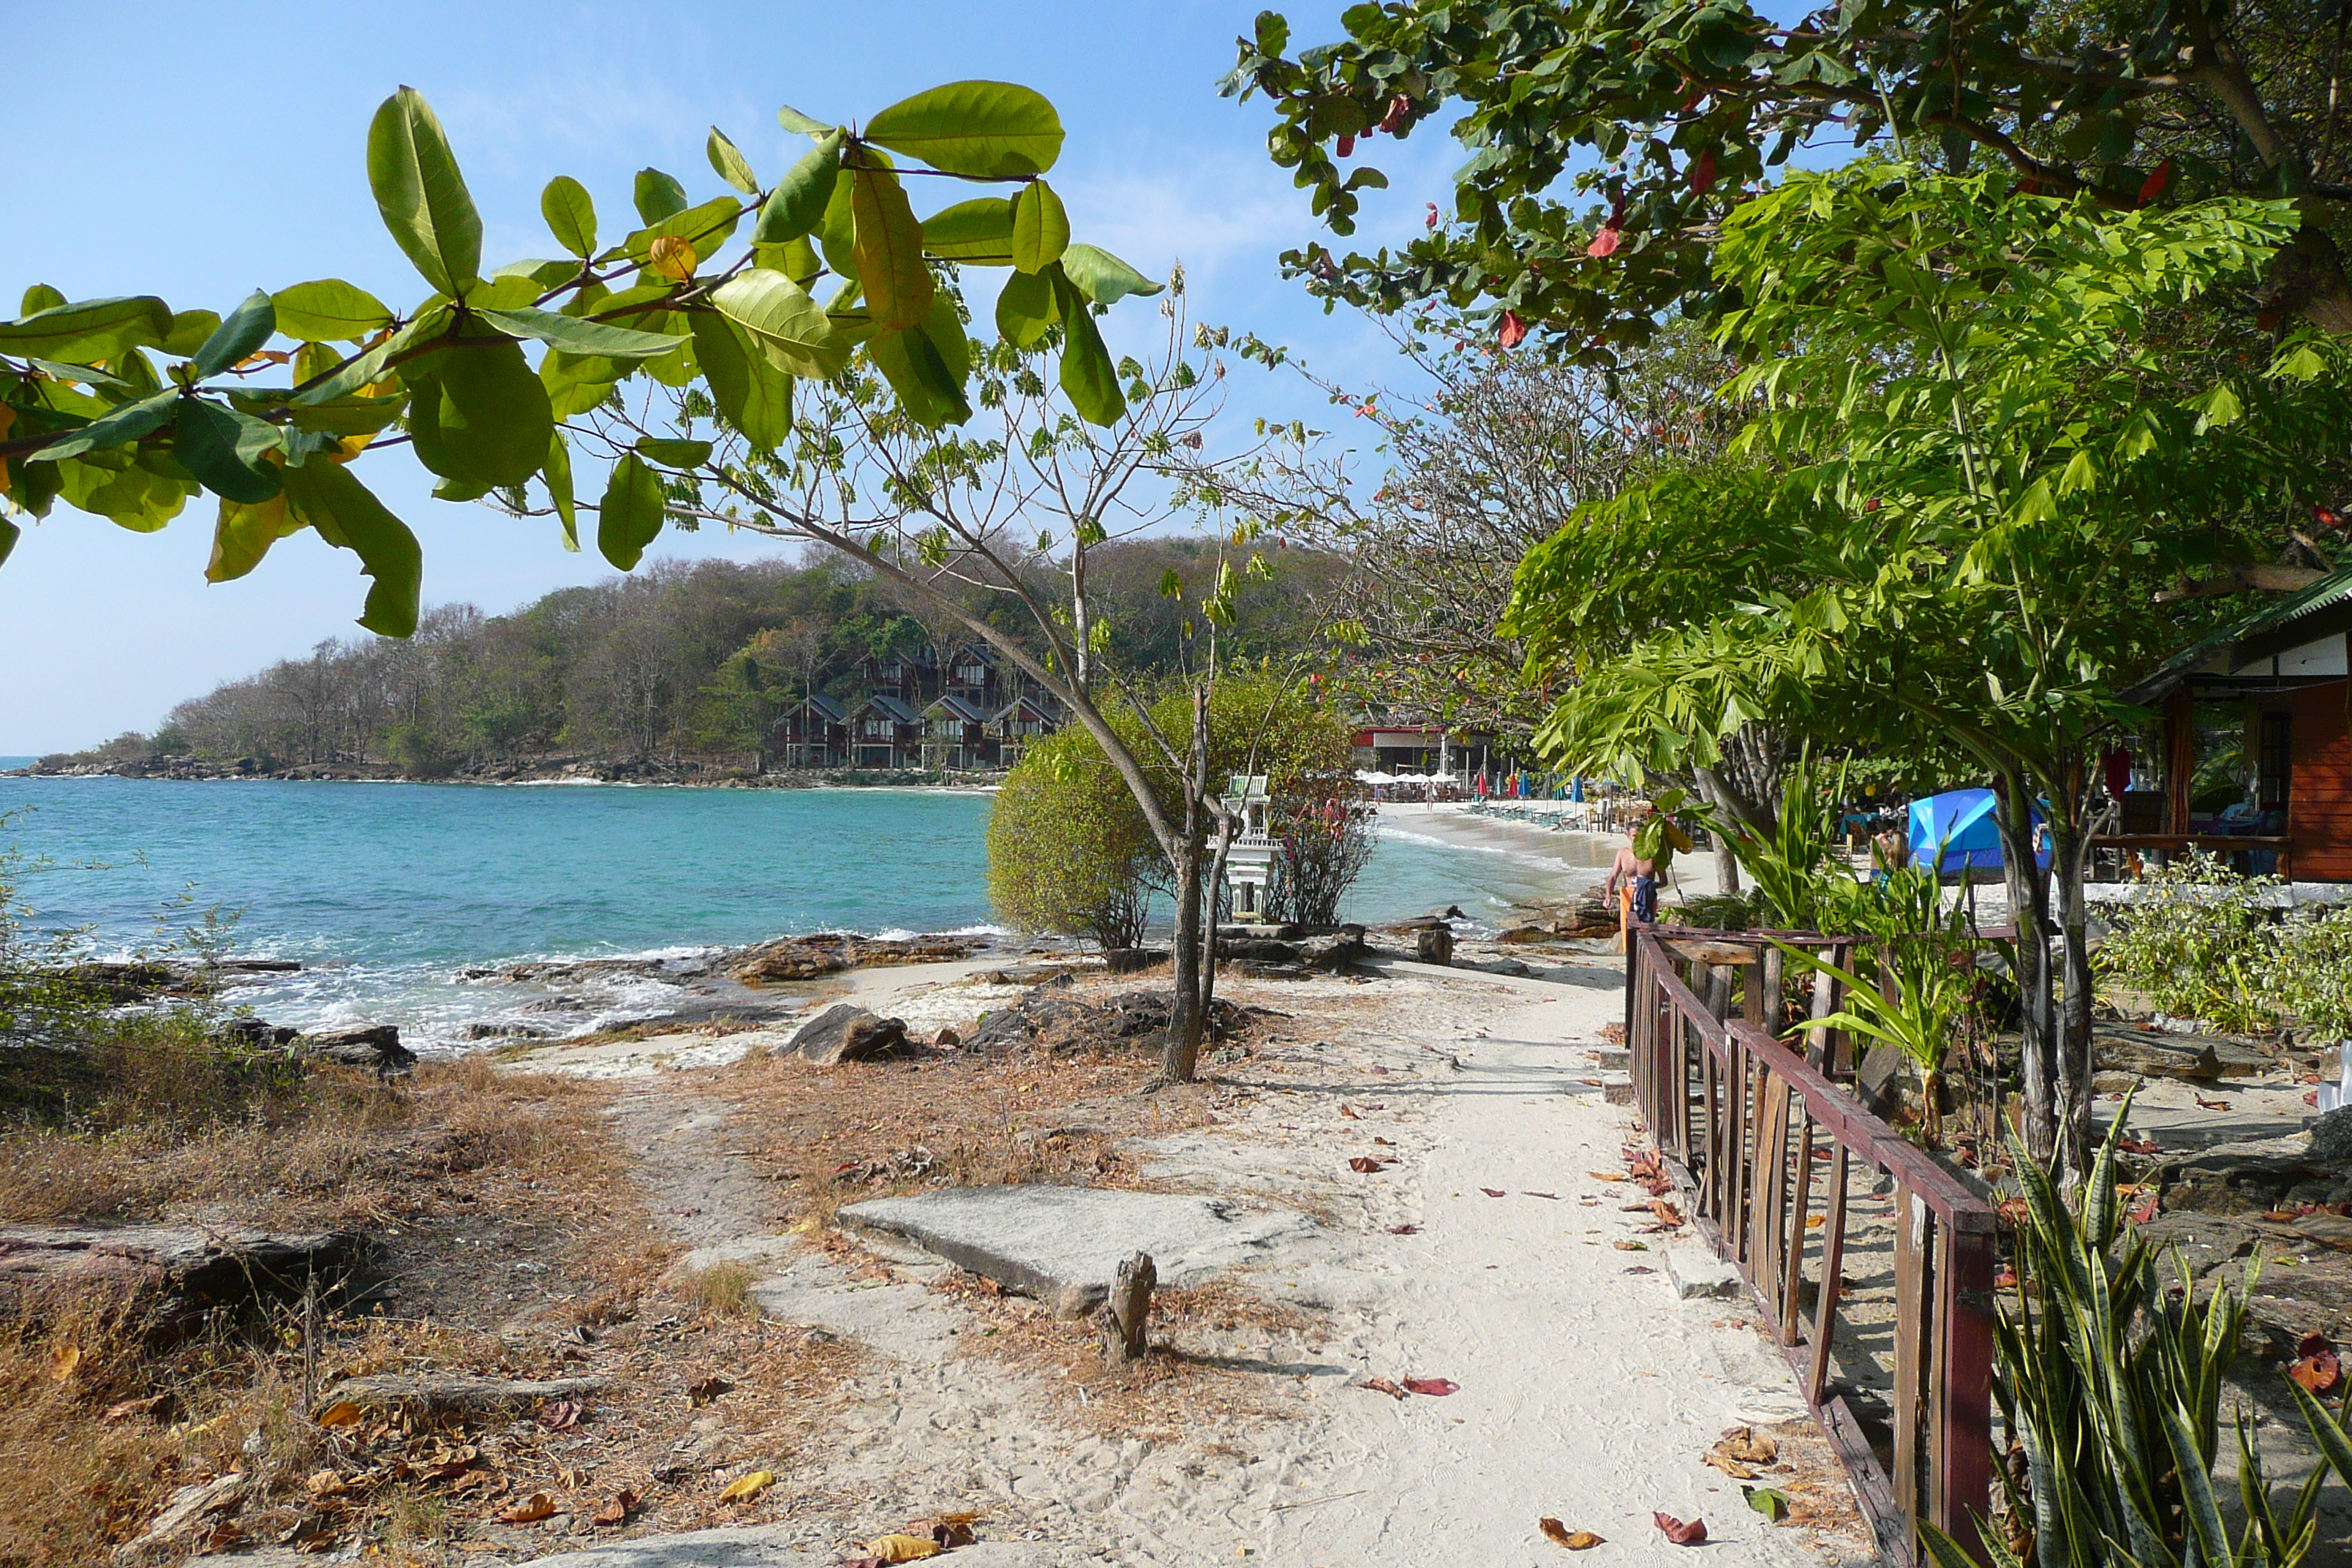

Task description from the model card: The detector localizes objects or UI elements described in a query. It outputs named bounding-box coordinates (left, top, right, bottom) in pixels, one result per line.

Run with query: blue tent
left=1908, top=789, right=2047, bottom=875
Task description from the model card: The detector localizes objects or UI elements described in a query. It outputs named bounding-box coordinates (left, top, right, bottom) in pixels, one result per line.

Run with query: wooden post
left=1936, top=1218, right=1998, bottom=1561
left=1099, top=1252, right=1156, bottom=1363
left=2164, top=687, right=2195, bottom=837
left=1808, top=1143, right=1850, bottom=1405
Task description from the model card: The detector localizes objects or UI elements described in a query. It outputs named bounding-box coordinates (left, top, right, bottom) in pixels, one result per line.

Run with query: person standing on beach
left=1606, top=810, right=1668, bottom=930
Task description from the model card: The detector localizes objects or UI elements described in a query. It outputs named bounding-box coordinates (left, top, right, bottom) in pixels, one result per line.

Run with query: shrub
left=2095, top=855, right=2280, bottom=1032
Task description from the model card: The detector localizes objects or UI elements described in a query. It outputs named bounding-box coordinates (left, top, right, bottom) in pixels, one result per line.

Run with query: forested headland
left=33, top=538, right=1343, bottom=780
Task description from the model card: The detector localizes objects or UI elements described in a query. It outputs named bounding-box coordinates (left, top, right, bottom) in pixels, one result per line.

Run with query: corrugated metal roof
left=862, top=693, right=921, bottom=723
left=925, top=694, right=990, bottom=724
left=2121, top=564, right=2352, bottom=704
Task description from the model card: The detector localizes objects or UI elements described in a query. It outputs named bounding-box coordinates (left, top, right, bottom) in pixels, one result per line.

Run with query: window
left=2259, top=711, right=2291, bottom=813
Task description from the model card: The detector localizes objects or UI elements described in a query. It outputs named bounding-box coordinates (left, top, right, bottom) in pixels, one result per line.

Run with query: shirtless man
left=1606, top=815, right=1667, bottom=928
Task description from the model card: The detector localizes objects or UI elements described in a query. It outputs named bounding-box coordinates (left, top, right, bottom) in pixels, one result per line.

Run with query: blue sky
left=1, top=1, right=1464, bottom=753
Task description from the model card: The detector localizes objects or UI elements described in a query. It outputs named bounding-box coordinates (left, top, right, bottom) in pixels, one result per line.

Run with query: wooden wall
left=2276, top=679, right=2352, bottom=881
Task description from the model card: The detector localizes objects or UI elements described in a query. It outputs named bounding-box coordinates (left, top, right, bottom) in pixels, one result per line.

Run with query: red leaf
left=1994, top=1266, right=2019, bottom=1289
left=2292, top=1352, right=2342, bottom=1393
left=1689, top=151, right=1719, bottom=196
left=2138, top=157, right=2175, bottom=206
left=1403, top=1377, right=1460, bottom=1396
left=1387, top=1224, right=1421, bottom=1235
left=1480, top=1188, right=1508, bottom=1198
left=2117, top=1137, right=2161, bottom=1156
left=1380, top=94, right=1413, bottom=132
left=1586, top=225, right=1623, bottom=259
left=2194, top=1096, right=2232, bottom=1112
left=2314, top=505, right=2345, bottom=531
left=1498, top=310, right=1529, bottom=350
left=2301, top=1331, right=2338, bottom=1359
left=1349, top=1156, right=1392, bottom=1174
left=1358, top=1377, right=1409, bottom=1399
left=1425, top=202, right=1441, bottom=230
left=536, top=1401, right=581, bottom=1431
left=2128, top=1193, right=2160, bottom=1225
left=1335, top=133, right=1356, bottom=158
left=1655, top=1512, right=1709, bottom=1545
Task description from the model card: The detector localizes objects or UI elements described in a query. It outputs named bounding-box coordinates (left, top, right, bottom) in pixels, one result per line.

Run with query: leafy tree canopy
left=1224, top=0, right=2352, bottom=357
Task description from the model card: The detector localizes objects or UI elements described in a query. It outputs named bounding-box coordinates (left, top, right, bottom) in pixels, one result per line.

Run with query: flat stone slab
left=1664, top=1246, right=1743, bottom=1300
left=518, top=1529, right=1056, bottom=1566
left=837, top=1186, right=1315, bottom=1315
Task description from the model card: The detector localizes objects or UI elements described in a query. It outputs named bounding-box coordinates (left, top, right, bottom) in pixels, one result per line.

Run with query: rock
left=2293, top=1213, right=2352, bottom=1252
left=463, top=1022, right=554, bottom=1041
left=0, top=1226, right=372, bottom=1319
left=963, top=990, right=1245, bottom=1056
left=116, top=1471, right=249, bottom=1561
left=1663, top=1247, right=1743, bottom=1300
left=837, top=1186, right=1315, bottom=1316
left=1298, top=926, right=1365, bottom=971
left=321, top=1373, right=607, bottom=1420
left=1461, top=957, right=1534, bottom=979
left=933, top=1026, right=962, bottom=1049
left=2313, top=1108, right=2352, bottom=1166
left=781, top=1005, right=914, bottom=1066
left=295, top=1024, right=417, bottom=1074
left=726, top=931, right=987, bottom=985
left=217, top=1017, right=300, bottom=1048
left=1104, top=947, right=1168, bottom=975
left=1221, top=937, right=1303, bottom=963
left=1415, top=926, right=1455, bottom=966
left=2108, top=1039, right=2224, bottom=1082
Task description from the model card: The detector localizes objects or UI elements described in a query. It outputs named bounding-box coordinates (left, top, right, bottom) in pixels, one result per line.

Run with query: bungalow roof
left=2122, top=565, right=2352, bottom=704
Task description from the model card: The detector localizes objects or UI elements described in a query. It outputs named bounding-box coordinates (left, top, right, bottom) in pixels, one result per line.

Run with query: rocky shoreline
left=6, top=754, right=1002, bottom=788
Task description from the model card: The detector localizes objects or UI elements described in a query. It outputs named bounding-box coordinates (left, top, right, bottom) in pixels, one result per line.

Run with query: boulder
left=1220, top=937, right=1303, bottom=964
left=217, top=1017, right=299, bottom=1048
left=1104, top=947, right=1169, bottom=975
left=782, top=1004, right=914, bottom=1066
left=1299, top=925, right=1366, bottom=970
left=0, top=1226, right=373, bottom=1319
left=115, top=1472, right=249, bottom=1562
left=2312, top=1107, right=2352, bottom=1166
left=1415, top=926, right=1455, bottom=966
left=726, top=931, right=987, bottom=985
left=296, top=1024, right=417, bottom=1074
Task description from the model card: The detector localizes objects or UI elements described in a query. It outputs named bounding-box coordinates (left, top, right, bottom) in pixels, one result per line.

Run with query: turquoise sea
left=0, top=774, right=1598, bottom=1049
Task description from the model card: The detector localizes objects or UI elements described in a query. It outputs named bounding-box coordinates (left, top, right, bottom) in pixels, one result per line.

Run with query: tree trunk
left=1097, top=1251, right=1156, bottom=1362
left=1991, top=766, right=2057, bottom=1166
left=1159, top=687, right=1218, bottom=1086
left=2048, top=772, right=2099, bottom=1177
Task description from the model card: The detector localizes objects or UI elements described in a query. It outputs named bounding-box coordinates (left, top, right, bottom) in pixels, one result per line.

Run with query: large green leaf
left=272, top=280, right=393, bottom=343
left=283, top=393, right=407, bottom=438
left=206, top=489, right=305, bottom=583
left=850, top=165, right=932, bottom=331
left=995, top=267, right=1060, bottom=347
left=475, top=306, right=687, bottom=359
left=281, top=459, right=423, bottom=636
left=58, top=451, right=188, bottom=532
left=541, top=175, right=598, bottom=258
left=867, top=325, right=971, bottom=428
left=919, top=290, right=970, bottom=383
left=634, top=167, right=688, bottom=224
left=777, top=103, right=833, bottom=136
left=710, top=270, right=849, bottom=379
left=174, top=398, right=284, bottom=503
left=405, top=336, right=554, bottom=487
left=543, top=430, right=578, bottom=551
left=540, top=353, right=619, bottom=419
left=160, top=310, right=222, bottom=357
left=754, top=129, right=843, bottom=245
left=818, top=166, right=860, bottom=280
left=1054, top=276, right=1124, bottom=426
left=0, top=518, right=18, bottom=569
left=622, top=196, right=744, bottom=271
left=690, top=313, right=795, bottom=452
left=597, top=451, right=667, bottom=569
left=30, top=390, right=181, bottom=462
left=635, top=437, right=712, bottom=467
left=0, top=295, right=173, bottom=360
left=18, top=283, right=64, bottom=315
left=1059, top=244, right=1163, bottom=305
left=190, top=290, right=277, bottom=381
left=863, top=81, right=1064, bottom=177
left=1010, top=181, right=1069, bottom=274
left=367, top=87, right=482, bottom=296
left=921, top=197, right=1016, bottom=263
left=706, top=127, right=760, bottom=195
left=291, top=305, right=449, bottom=405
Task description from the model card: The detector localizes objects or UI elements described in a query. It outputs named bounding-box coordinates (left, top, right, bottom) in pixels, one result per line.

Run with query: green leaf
left=754, top=128, right=843, bottom=245
left=918, top=290, right=970, bottom=383
left=867, top=323, right=971, bottom=428
left=921, top=197, right=1017, bottom=263
left=706, top=127, right=759, bottom=195
left=1010, top=181, right=1069, bottom=274
left=1741, top=1487, right=1790, bottom=1522
left=1158, top=567, right=1183, bottom=600
left=634, top=167, right=688, bottom=224
left=284, top=393, right=407, bottom=438
left=597, top=451, right=667, bottom=570
left=271, top=279, right=394, bottom=343
left=709, top=269, right=850, bottom=380
left=862, top=80, right=1064, bottom=177
left=173, top=398, right=283, bottom=503
left=689, top=313, right=795, bottom=452
left=623, top=195, right=744, bottom=271
left=30, top=390, right=180, bottom=462
left=161, top=310, right=222, bottom=357
left=543, top=431, right=578, bottom=551
left=205, top=489, right=304, bottom=583
left=367, top=86, right=482, bottom=296
left=18, top=283, right=64, bottom=316
left=777, top=103, right=834, bottom=136
left=292, top=305, right=450, bottom=405
left=475, top=306, right=687, bottom=359
left=1054, top=276, right=1123, bottom=426
left=405, top=336, right=554, bottom=488
left=468, top=275, right=543, bottom=312
left=1059, top=244, right=1162, bottom=305
left=0, top=517, right=18, bottom=570
left=995, top=267, right=1059, bottom=347
left=635, top=437, right=712, bottom=467
left=281, top=459, right=423, bottom=636
left=0, top=295, right=173, bottom=360
left=849, top=164, right=932, bottom=332
left=541, top=175, right=598, bottom=259
left=190, top=290, right=276, bottom=381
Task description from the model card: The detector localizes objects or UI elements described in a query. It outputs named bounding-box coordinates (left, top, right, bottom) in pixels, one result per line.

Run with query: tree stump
left=1097, top=1251, right=1156, bottom=1363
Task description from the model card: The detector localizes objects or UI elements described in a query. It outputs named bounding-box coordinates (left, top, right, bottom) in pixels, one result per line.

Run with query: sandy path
left=523, top=963, right=1869, bottom=1567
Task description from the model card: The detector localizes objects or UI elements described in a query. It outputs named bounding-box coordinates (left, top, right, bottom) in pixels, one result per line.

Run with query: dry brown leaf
left=1655, top=1512, right=1708, bottom=1545
left=1702, top=1452, right=1758, bottom=1480
left=1588, top=1172, right=1628, bottom=1182
left=1357, top=1376, right=1409, bottom=1399
left=717, top=1470, right=774, bottom=1502
left=314, top=1401, right=363, bottom=1428
left=687, top=1375, right=734, bottom=1407
left=536, top=1400, right=582, bottom=1431
left=102, top=1392, right=173, bottom=1423
left=1340, top=1104, right=1361, bottom=1120
left=1721, top=1427, right=1779, bottom=1463
left=497, top=1493, right=556, bottom=1524
left=48, top=1344, right=80, bottom=1382
left=1539, top=1518, right=1604, bottom=1550
left=866, top=1535, right=943, bottom=1562
left=1613, top=1240, right=1648, bottom=1251
left=590, top=1489, right=641, bottom=1526
left=1348, top=1156, right=1391, bottom=1173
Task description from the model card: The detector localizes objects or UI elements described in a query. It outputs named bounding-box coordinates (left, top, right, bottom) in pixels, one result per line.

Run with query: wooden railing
left=1625, top=926, right=1998, bottom=1565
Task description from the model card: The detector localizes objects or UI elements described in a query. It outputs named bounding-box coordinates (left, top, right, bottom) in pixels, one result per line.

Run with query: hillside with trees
left=37, top=539, right=1344, bottom=780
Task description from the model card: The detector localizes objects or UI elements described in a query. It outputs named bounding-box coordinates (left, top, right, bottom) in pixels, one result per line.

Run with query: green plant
left=1921, top=1108, right=2319, bottom=1567
left=2095, top=854, right=2281, bottom=1032
left=1777, top=929, right=1974, bottom=1140
left=2267, top=904, right=2352, bottom=1042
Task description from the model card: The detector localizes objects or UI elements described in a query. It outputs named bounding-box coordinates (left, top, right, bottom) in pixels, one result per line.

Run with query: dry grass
left=682, top=1261, right=757, bottom=1318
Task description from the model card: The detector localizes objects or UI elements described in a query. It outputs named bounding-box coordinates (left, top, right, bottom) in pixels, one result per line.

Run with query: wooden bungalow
left=860, top=648, right=934, bottom=705
left=850, top=693, right=924, bottom=769
left=776, top=693, right=848, bottom=769
left=943, top=643, right=1003, bottom=710
left=2108, top=566, right=2352, bottom=882
left=921, top=694, right=994, bottom=770
left=989, top=694, right=1060, bottom=764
